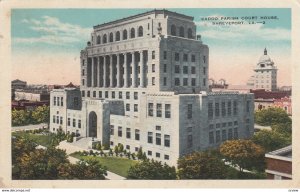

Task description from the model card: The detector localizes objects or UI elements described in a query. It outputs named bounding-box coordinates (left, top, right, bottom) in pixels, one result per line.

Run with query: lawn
left=12, top=131, right=55, bottom=148
left=71, top=153, right=137, bottom=177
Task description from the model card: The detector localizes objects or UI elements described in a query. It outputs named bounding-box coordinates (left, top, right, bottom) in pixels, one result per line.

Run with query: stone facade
left=49, top=10, right=254, bottom=166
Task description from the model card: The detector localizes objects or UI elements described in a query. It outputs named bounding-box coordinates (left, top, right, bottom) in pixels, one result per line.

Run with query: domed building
left=253, top=48, right=278, bottom=91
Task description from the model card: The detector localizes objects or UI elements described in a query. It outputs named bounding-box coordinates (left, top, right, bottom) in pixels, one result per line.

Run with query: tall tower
left=254, top=48, right=277, bottom=91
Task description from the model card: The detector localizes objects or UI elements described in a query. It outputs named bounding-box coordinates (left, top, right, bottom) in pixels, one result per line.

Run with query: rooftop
left=93, top=9, right=194, bottom=29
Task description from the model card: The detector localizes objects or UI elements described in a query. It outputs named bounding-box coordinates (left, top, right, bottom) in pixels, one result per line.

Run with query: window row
left=110, top=126, right=140, bottom=140
left=52, top=115, right=63, bottom=125
left=53, top=96, right=63, bottom=106
left=82, top=90, right=139, bottom=100
left=148, top=103, right=171, bottom=118
left=174, top=78, right=200, bottom=87
left=174, top=66, right=199, bottom=74
left=94, top=26, right=144, bottom=45
left=67, top=118, right=82, bottom=128
left=147, top=150, right=169, bottom=160
left=209, top=121, right=239, bottom=129
left=174, top=52, right=196, bottom=62
left=147, top=132, right=170, bottom=147
left=208, top=100, right=238, bottom=119
left=170, top=25, right=194, bottom=39
left=209, top=128, right=238, bottom=144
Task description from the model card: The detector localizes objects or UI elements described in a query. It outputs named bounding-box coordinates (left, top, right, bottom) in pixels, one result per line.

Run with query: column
left=98, top=57, right=101, bottom=87
left=116, top=54, right=120, bottom=87
left=124, top=53, right=128, bottom=87
left=132, top=51, right=136, bottom=87
left=140, top=50, right=144, bottom=87
left=103, top=55, right=107, bottom=87
left=94, top=57, right=98, bottom=87
left=91, top=57, right=94, bottom=87
left=110, top=54, right=113, bottom=87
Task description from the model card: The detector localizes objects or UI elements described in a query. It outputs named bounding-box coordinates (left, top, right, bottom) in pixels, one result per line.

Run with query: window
left=174, top=78, right=180, bottom=86
left=118, top=126, right=122, bottom=137
left=82, top=69, right=85, bottom=76
left=191, top=66, right=196, bottom=74
left=163, top=77, right=167, bottom=86
left=163, top=51, right=167, bottom=60
left=156, top=133, right=161, bottom=145
left=93, top=91, right=96, bottom=98
left=59, top=117, right=63, bottom=125
left=208, top=102, right=213, bottom=119
left=221, top=102, right=226, bottom=116
left=187, top=104, right=193, bottom=119
left=126, top=145, right=130, bottom=150
left=216, top=130, right=221, bottom=143
left=135, top=147, right=139, bottom=152
left=116, top=31, right=120, bottom=41
left=156, top=104, right=162, bottom=117
left=222, top=130, right=227, bottom=141
left=156, top=152, right=160, bottom=158
left=163, top=64, right=167, bottom=73
left=152, top=77, right=155, bottom=85
left=183, top=78, right=188, bottom=86
left=191, top=55, right=196, bottom=62
left=152, top=64, right=155, bottom=72
left=175, top=65, right=180, bottom=73
left=191, top=78, right=196, bottom=86
left=109, top=32, right=113, bottom=42
left=112, top=91, right=115, bottom=99
left=188, top=28, right=193, bottom=38
left=148, top=132, right=153, bottom=143
left=123, top=29, right=128, bottom=40
left=73, top=119, right=76, bottom=127
left=228, top=101, right=232, bottom=116
left=179, top=26, right=184, bottom=37
left=103, top=34, right=107, bottom=43
left=234, top=121, right=238, bottom=126
left=203, top=56, right=206, bottom=63
left=130, top=28, right=135, bottom=38
left=216, top=123, right=220, bottom=128
left=119, top=91, right=122, bottom=99
left=78, top=120, right=81, bottom=128
left=228, top=122, right=233, bottom=126
left=81, top=91, right=85, bottom=97
left=126, top=104, right=130, bottom=111
left=203, top=78, right=206, bottom=86
left=164, top=155, right=169, bottom=160
left=164, top=135, right=170, bottom=147
left=233, top=100, right=238, bottom=115
left=134, top=92, right=138, bottom=100
left=246, top=100, right=250, bottom=112
left=126, top=128, right=131, bottom=139
left=156, top=126, right=161, bottom=131
left=105, top=91, right=108, bottom=98
left=209, top=131, right=214, bottom=144
left=53, top=96, right=56, bottom=106
left=98, top=91, right=102, bottom=98
left=152, top=51, right=155, bottom=60
left=67, top=118, right=70, bottom=126
left=134, top=104, right=138, bottom=112
left=234, top=128, right=238, bottom=139
left=53, top=115, right=55, bottom=123
left=222, top=123, right=226, bottom=128
left=175, top=53, right=179, bottom=61
left=138, top=26, right=143, bottom=37
left=126, top=92, right=130, bottom=99
left=148, top=151, right=152, bottom=156
left=215, top=103, right=220, bottom=117
left=209, top=124, right=214, bottom=130
left=183, top=66, right=188, bottom=74
left=165, top=104, right=171, bottom=118
left=135, top=129, right=140, bottom=140
left=60, top=97, right=63, bottom=106
left=228, top=128, right=233, bottom=140
left=148, top=103, right=153, bottom=116
left=203, top=67, right=206, bottom=75
left=183, top=54, right=188, bottom=62
left=187, top=134, right=193, bottom=148
left=110, top=125, right=114, bottom=135
left=171, top=25, right=176, bottom=36
left=73, top=97, right=79, bottom=107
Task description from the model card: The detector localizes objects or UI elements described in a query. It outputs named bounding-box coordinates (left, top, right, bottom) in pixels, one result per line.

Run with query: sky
left=11, top=8, right=291, bottom=86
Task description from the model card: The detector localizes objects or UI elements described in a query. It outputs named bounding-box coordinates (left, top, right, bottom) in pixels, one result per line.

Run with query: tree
left=136, top=147, right=144, bottom=160
left=31, top=105, right=50, bottom=124
left=12, top=109, right=31, bottom=126
left=252, top=129, right=291, bottom=152
left=177, top=151, right=227, bottom=179
left=220, top=140, right=265, bottom=172
left=69, top=159, right=107, bottom=180
left=114, top=145, right=119, bottom=156
left=127, top=159, right=176, bottom=180
left=271, top=122, right=292, bottom=137
left=255, top=107, right=291, bottom=126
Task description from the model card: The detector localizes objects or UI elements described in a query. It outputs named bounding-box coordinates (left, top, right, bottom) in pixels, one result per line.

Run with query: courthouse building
left=50, top=10, right=254, bottom=165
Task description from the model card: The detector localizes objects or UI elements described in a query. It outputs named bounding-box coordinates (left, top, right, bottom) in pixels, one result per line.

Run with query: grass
left=71, top=153, right=137, bottom=177
left=12, top=131, right=55, bottom=148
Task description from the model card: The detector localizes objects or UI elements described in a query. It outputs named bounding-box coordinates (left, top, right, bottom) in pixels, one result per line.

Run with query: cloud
left=196, top=15, right=291, bottom=42
left=15, top=16, right=91, bottom=46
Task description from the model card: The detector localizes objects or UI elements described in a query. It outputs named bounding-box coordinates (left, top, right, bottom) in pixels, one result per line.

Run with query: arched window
left=103, top=34, right=107, bottom=44
left=188, top=28, right=193, bottom=39
left=138, top=26, right=143, bottom=37
left=109, top=32, right=114, bottom=42
left=130, top=28, right=135, bottom=38
left=96, top=35, right=101, bottom=44
left=171, top=25, right=176, bottom=36
left=116, top=31, right=120, bottom=41
left=123, top=29, right=128, bottom=40
left=179, top=26, right=184, bottom=37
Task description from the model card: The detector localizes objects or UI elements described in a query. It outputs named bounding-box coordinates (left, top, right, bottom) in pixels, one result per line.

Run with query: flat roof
left=93, top=9, right=194, bottom=29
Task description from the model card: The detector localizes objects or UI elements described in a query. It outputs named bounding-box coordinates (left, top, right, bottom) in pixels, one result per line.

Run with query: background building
left=49, top=9, right=254, bottom=166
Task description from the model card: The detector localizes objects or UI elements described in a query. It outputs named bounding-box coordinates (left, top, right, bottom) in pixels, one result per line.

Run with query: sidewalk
left=12, top=123, right=48, bottom=132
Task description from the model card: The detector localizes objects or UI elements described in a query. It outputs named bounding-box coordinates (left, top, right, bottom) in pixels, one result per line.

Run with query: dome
left=258, top=48, right=272, bottom=64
